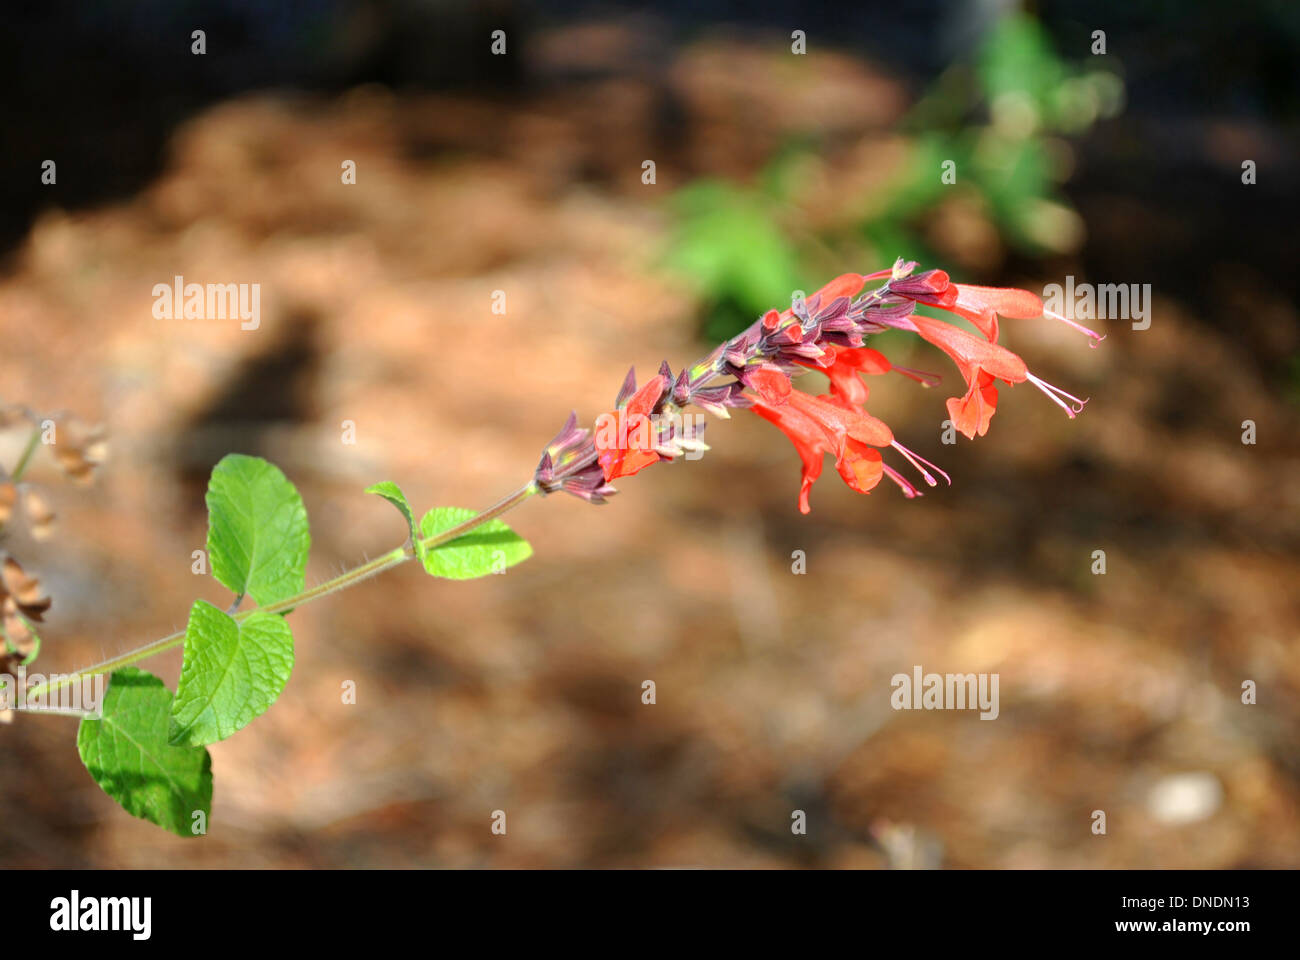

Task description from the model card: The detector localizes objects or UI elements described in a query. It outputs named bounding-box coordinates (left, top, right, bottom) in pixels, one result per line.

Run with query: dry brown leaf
left=22, top=488, right=55, bottom=540
left=55, top=446, right=95, bottom=482
left=53, top=421, right=108, bottom=484
left=0, top=557, right=51, bottom=621
left=84, top=435, right=109, bottom=465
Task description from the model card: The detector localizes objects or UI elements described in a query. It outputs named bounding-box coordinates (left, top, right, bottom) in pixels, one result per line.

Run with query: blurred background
left=2, top=0, right=1298, bottom=867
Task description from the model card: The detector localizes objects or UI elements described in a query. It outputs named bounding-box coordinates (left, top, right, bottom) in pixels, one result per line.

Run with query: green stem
left=22, top=479, right=539, bottom=704
left=10, top=426, right=43, bottom=483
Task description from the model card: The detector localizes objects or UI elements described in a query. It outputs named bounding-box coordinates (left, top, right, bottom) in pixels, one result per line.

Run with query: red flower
left=896, top=270, right=1043, bottom=342
left=594, top=374, right=666, bottom=481
left=750, top=389, right=887, bottom=514
left=747, top=366, right=793, bottom=404
left=799, top=344, right=893, bottom=406
left=750, top=342, right=925, bottom=512
left=750, top=340, right=959, bottom=511
left=909, top=315, right=1027, bottom=439
left=905, top=313, right=1091, bottom=438
left=538, top=258, right=1099, bottom=513
left=892, top=266, right=1105, bottom=346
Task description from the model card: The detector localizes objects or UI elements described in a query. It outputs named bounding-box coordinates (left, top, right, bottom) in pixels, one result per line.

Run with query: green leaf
left=418, top=507, right=532, bottom=580
left=977, top=12, right=1064, bottom=109
left=170, top=599, right=294, bottom=747
left=365, top=481, right=419, bottom=547
left=878, top=133, right=960, bottom=220
left=206, top=454, right=310, bottom=606
left=77, top=668, right=212, bottom=838
left=665, top=179, right=802, bottom=337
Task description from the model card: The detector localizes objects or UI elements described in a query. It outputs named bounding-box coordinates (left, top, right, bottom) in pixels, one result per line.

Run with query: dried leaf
left=55, top=447, right=92, bottom=483
left=84, top=435, right=109, bottom=465
left=22, top=489, right=55, bottom=540
left=1, top=557, right=51, bottom=621
left=53, top=421, right=107, bottom=484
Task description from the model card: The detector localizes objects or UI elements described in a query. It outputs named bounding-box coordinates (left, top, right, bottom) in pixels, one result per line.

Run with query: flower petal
left=949, top=284, right=1044, bottom=341
left=836, top=439, right=884, bottom=494
left=911, top=315, right=1028, bottom=386
left=749, top=397, right=833, bottom=514
left=946, top=371, right=999, bottom=439
left=809, top=272, right=867, bottom=307
left=748, top=367, right=792, bottom=405
left=594, top=375, right=667, bottom=480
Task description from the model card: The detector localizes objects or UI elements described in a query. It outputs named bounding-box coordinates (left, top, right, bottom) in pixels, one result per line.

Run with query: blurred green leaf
left=880, top=134, right=963, bottom=221
left=666, top=180, right=801, bottom=337
left=978, top=13, right=1065, bottom=111
left=973, top=136, right=1052, bottom=244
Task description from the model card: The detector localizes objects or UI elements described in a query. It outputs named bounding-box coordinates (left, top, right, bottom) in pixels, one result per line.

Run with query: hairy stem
left=21, top=479, right=539, bottom=704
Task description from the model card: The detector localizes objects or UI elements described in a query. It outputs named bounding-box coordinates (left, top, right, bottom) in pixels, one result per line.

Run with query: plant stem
left=21, top=479, right=539, bottom=705
left=10, top=426, right=43, bottom=483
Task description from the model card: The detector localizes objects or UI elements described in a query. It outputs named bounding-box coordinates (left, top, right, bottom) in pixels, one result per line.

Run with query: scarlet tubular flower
left=892, top=269, right=1044, bottom=343
left=535, top=258, right=1100, bottom=513
left=749, top=389, right=888, bottom=514
left=909, top=315, right=1028, bottom=439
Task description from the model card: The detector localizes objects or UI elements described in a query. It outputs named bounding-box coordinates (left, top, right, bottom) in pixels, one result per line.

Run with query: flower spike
left=536, top=261, right=1100, bottom=512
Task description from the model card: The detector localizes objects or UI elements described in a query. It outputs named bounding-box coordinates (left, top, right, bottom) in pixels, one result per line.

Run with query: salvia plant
left=5, top=257, right=1101, bottom=836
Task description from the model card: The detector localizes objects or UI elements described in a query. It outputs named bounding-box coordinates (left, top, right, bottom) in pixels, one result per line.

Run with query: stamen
left=882, top=464, right=923, bottom=498
left=1044, top=308, right=1106, bottom=348
left=890, top=439, right=952, bottom=487
left=1025, top=371, right=1089, bottom=417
